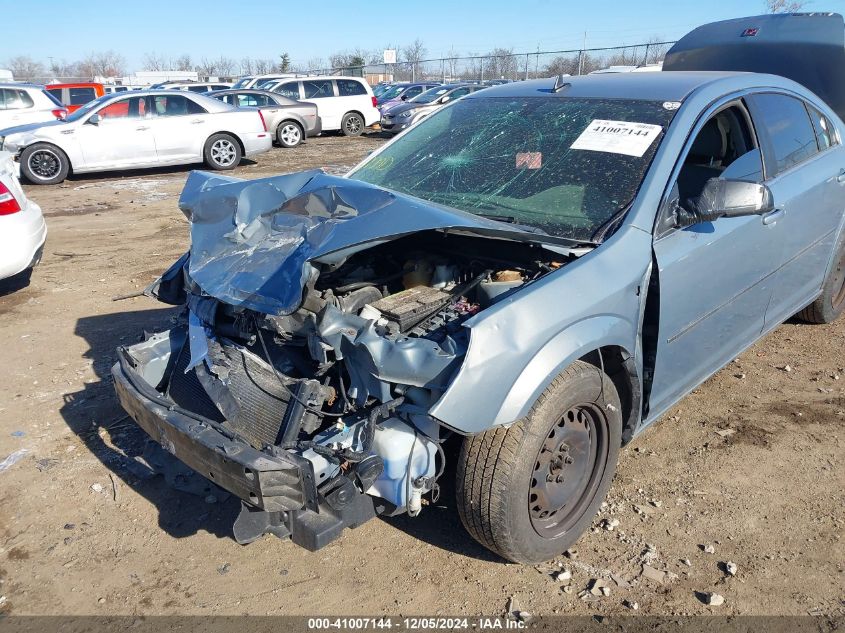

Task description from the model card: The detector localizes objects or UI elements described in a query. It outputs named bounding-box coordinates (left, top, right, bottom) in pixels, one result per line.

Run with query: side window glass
left=237, top=94, right=259, bottom=107
left=337, top=79, right=366, bottom=96
left=99, top=97, right=147, bottom=120
left=186, top=98, right=207, bottom=114
left=47, top=88, right=63, bottom=103
left=303, top=80, right=334, bottom=99
left=450, top=88, right=470, bottom=99
left=752, top=93, right=819, bottom=175
left=0, top=89, right=7, bottom=109
left=276, top=82, right=300, bottom=100
left=807, top=105, right=836, bottom=151
left=675, top=105, right=762, bottom=207
left=6, top=90, right=33, bottom=110
left=405, top=87, right=422, bottom=99
left=69, top=88, right=96, bottom=106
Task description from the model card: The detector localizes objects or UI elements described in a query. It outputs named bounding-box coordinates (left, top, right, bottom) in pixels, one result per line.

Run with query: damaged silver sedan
left=114, top=13, right=845, bottom=563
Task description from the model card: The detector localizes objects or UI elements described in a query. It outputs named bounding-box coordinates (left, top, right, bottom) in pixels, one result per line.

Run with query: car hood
left=383, top=101, right=431, bottom=116
left=178, top=169, right=564, bottom=315
left=0, top=119, right=67, bottom=137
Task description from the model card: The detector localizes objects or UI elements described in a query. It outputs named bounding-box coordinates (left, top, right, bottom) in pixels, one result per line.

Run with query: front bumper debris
left=112, top=348, right=375, bottom=549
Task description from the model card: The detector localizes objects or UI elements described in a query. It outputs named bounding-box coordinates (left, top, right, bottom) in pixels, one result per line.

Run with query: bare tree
left=485, top=47, right=517, bottom=80
left=544, top=54, right=579, bottom=77
left=401, top=38, right=427, bottom=80
left=6, top=56, right=46, bottom=81
left=765, top=0, right=806, bottom=12
left=142, top=52, right=166, bottom=71
left=78, top=51, right=125, bottom=78
left=48, top=58, right=80, bottom=80
left=239, top=58, right=253, bottom=75
left=254, top=58, right=271, bottom=74
left=215, top=56, right=235, bottom=77
left=195, top=57, right=217, bottom=77
left=306, top=57, right=326, bottom=73
left=174, top=54, right=192, bottom=71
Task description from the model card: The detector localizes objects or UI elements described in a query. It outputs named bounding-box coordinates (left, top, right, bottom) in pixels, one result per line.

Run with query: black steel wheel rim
left=528, top=402, right=609, bottom=539
left=29, top=150, right=60, bottom=180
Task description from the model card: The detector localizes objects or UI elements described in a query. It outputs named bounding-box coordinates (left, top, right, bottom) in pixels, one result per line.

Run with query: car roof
left=0, top=82, right=44, bottom=89
left=464, top=71, right=764, bottom=102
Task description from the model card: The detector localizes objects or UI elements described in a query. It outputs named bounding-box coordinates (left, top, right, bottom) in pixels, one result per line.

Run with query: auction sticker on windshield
left=570, top=119, right=662, bottom=157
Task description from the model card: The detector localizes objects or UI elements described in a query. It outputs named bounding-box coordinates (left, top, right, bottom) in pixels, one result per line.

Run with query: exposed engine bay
left=114, top=170, right=584, bottom=549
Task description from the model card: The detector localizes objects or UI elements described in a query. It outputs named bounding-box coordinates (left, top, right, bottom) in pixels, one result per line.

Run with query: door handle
left=837, top=169, right=845, bottom=183
left=762, top=208, right=785, bottom=225
left=190, top=119, right=203, bottom=124
left=136, top=126, right=150, bottom=131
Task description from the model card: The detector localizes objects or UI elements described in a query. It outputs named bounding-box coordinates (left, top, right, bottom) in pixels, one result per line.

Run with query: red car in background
left=45, top=83, right=105, bottom=112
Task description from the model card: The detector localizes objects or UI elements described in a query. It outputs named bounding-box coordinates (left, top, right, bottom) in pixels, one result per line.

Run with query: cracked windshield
left=353, top=97, right=677, bottom=242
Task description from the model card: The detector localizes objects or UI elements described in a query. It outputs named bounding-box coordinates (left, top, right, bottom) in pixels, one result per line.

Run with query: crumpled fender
left=429, top=225, right=652, bottom=434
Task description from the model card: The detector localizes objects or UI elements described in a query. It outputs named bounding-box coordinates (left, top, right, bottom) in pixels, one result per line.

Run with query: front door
left=76, top=95, right=157, bottom=169
left=648, top=101, right=785, bottom=418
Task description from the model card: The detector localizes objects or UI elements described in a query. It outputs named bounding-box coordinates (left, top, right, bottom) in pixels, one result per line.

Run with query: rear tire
left=203, top=134, right=242, bottom=170
left=20, top=143, right=69, bottom=185
left=341, top=112, right=364, bottom=137
left=798, top=234, right=845, bottom=324
left=276, top=121, right=303, bottom=148
left=456, top=360, right=622, bottom=564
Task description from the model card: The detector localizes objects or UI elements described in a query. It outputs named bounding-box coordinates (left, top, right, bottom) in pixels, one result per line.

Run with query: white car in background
left=0, top=90, right=273, bottom=184
left=0, top=151, right=46, bottom=284
left=0, top=83, right=68, bottom=129
left=269, top=76, right=379, bottom=135
left=232, top=73, right=298, bottom=89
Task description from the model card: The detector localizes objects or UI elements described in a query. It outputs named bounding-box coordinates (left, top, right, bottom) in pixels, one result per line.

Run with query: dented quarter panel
left=430, top=224, right=652, bottom=433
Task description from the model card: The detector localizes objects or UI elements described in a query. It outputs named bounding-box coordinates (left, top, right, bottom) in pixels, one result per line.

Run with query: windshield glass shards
left=351, top=96, right=677, bottom=241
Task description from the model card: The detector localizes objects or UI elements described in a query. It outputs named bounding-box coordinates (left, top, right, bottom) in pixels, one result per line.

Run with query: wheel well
left=208, top=132, right=245, bottom=155
left=343, top=110, right=364, bottom=121
left=579, top=346, right=641, bottom=445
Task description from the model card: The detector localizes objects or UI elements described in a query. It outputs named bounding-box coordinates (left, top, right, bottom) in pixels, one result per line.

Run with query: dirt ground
left=0, top=133, right=842, bottom=618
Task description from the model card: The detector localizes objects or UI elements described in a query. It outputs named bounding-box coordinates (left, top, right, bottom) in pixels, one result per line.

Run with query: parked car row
left=379, top=83, right=487, bottom=134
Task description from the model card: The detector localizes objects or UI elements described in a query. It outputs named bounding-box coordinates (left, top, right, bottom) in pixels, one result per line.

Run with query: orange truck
left=45, top=82, right=105, bottom=113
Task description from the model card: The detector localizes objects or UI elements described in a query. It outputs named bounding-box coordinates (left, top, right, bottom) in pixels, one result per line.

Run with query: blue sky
left=2, top=0, right=840, bottom=71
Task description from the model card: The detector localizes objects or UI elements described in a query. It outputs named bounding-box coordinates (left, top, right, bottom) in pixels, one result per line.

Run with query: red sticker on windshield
left=516, top=152, right=542, bottom=169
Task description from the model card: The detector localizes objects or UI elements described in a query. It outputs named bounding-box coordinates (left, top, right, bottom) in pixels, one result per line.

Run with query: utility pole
left=578, top=32, right=586, bottom=75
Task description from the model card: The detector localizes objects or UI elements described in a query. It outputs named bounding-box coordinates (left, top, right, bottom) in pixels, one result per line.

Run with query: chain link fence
left=302, top=41, right=676, bottom=83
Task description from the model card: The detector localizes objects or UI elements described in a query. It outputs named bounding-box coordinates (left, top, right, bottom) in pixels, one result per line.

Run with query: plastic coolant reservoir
left=367, top=417, right=437, bottom=509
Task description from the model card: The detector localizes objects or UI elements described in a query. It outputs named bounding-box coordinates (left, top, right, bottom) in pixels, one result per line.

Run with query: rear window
left=752, top=93, right=819, bottom=175
left=303, top=80, right=334, bottom=99
left=42, top=90, right=64, bottom=107
left=69, top=87, right=97, bottom=105
left=337, top=79, right=367, bottom=96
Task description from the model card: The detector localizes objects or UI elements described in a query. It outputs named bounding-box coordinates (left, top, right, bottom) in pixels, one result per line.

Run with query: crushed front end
left=113, top=169, right=577, bottom=550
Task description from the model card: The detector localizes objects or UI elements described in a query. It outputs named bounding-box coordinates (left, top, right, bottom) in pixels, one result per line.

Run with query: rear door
left=745, top=92, right=845, bottom=325
left=75, top=95, right=157, bottom=169
left=648, top=99, right=785, bottom=418
left=147, top=94, right=210, bottom=163
left=301, top=79, right=339, bottom=129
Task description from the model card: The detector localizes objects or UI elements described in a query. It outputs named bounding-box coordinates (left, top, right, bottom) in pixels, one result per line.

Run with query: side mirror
left=439, top=95, right=451, bottom=104
left=400, top=94, right=408, bottom=100
left=675, top=178, right=774, bottom=228
left=88, top=114, right=102, bottom=126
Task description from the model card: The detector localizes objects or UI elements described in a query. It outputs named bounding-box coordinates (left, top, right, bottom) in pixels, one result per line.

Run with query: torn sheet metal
left=178, top=169, right=548, bottom=316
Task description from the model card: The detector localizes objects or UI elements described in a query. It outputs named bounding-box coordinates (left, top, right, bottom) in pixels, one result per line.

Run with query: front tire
left=276, top=121, right=303, bottom=148
left=456, top=360, right=622, bottom=564
left=340, top=112, right=364, bottom=137
left=204, top=134, right=242, bottom=170
left=798, top=234, right=845, bottom=324
left=20, top=143, right=69, bottom=185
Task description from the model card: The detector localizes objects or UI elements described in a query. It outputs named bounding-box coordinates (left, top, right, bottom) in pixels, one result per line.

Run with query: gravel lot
left=0, top=133, right=842, bottom=617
